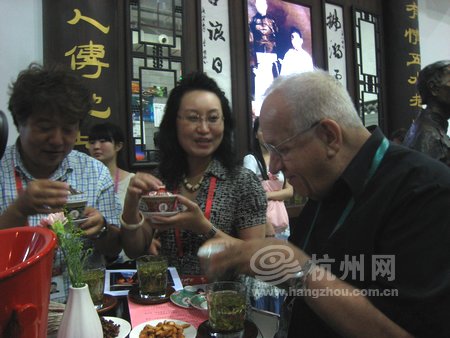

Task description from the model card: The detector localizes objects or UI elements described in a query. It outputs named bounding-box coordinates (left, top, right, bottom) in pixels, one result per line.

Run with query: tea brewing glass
left=206, top=281, right=247, bottom=336
left=136, top=255, right=168, bottom=298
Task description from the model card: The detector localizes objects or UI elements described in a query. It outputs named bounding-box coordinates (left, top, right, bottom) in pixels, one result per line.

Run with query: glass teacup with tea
left=206, top=281, right=247, bottom=337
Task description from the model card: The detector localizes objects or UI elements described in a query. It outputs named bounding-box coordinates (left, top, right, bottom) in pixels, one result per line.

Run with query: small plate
left=170, top=285, right=206, bottom=309
left=183, top=284, right=206, bottom=293
left=102, top=316, right=131, bottom=338
left=72, top=217, right=88, bottom=226
left=142, top=210, right=180, bottom=217
left=189, top=294, right=208, bottom=312
left=142, top=204, right=188, bottom=218
left=170, top=289, right=196, bottom=308
left=129, top=319, right=196, bottom=338
left=128, top=285, right=175, bottom=305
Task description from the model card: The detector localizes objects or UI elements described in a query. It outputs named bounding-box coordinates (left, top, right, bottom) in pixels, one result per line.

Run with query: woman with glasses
left=120, top=72, right=266, bottom=276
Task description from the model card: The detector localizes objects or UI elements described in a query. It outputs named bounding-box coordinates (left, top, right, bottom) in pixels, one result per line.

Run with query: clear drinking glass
left=206, top=281, right=247, bottom=337
left=82, top=266, right=105, bottom=310
left=136, top=255, right=168, bottom=298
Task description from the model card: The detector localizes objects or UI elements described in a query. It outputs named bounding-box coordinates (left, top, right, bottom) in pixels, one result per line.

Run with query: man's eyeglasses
left=177, top=114, right=224, bottom=126
left=263, top=121, right=320, bottom=158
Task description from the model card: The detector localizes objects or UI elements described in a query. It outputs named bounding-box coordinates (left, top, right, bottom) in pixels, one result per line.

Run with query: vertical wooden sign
left=201, top=0, right=232, bottom=104
left=383, top=0, right=421, bottom=132
left=43, top=0, right=126, bottom=151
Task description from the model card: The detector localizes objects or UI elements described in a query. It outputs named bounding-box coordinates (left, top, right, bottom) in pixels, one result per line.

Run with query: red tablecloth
left=128, top=299, right=208, bottom=329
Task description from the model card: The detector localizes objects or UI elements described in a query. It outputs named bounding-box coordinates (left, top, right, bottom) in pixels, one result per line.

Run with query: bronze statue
left=403, top=60, right=450, bottom=166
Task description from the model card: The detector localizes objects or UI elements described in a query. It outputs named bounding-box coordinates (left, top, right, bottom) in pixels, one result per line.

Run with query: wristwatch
left=280, top=259, right=316, bottom=292
left=201, top=225, right=217, bottom=240
left=290, top=259, right=316, bottom=291
left=92, top=218, right=108, bottom=240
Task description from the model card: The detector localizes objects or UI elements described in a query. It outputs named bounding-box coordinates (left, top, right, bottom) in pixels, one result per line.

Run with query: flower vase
left=57, top=284, right=103, bottom=338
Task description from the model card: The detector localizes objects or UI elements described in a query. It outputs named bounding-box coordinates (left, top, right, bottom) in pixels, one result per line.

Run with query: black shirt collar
left=331, top=127, right=387, bottom=200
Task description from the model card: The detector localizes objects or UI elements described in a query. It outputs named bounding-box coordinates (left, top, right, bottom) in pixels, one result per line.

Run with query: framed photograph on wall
left=248, top=0, right=314, bottom=120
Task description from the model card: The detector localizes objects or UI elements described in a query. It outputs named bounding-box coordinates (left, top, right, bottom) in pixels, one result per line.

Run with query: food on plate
left=138, top=320, right=191, bottom=338
left=101, top=317, right=120, bottom=338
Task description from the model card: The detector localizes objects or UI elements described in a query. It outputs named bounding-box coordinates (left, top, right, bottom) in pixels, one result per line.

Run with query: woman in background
left=243, top=117, right=293, bottom=314
left=244, top=117, right=293, bottom=240
left=88, top=122, right=135, bottom=209
left=88, top=123, right=135, bottom=264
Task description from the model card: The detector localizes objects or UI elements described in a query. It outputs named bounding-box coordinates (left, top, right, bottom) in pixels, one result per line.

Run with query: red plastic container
left=0, top=227, right=57, bottom=338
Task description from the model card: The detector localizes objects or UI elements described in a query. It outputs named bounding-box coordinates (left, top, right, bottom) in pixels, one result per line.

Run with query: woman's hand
left=122, top=172, right=163, bottom=223
left=148, top=194, right=211, bottom=234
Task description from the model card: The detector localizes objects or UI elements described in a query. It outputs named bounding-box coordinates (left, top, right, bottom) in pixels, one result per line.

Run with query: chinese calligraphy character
left=67, top=9, right=110, bottom=34
left=406, top=53, right=421, bottom=66
left=89, top=93, right=111, bottom=119
left=408, top=72, right=419, bottom=85
left=405, top=1, right=418, bottom=19
left=326, top=9, right=342, bottom=32
left=404, top=28, right=419, bottom=45
left=207, top=21, right=226, bottom=42
left=75, top=132, right=89, bottom=147
left=372, top=255, right=395, bottom=281
left=201, top=8, right=206, bottom=32
left=208, top=0, right=219, bottom=5
left=329, top=43, right=343, bottom=59
left=65, top=41, right=110, bottom=79
left=311, top=254, right=336, bottom=281
left=203, top=47, right=208, bottom=65
left=212, top=57, right=223, bottom=73
left=339, top=255, right=364, bottom=281
left=409, top=93, right=422, bottom=107
left=333, top=69, right=343, bottom=80
left=90, top=108, right=111, bottom=119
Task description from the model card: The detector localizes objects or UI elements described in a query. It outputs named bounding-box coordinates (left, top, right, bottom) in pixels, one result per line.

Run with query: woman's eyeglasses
left=177, top=114, right=224, bottom=126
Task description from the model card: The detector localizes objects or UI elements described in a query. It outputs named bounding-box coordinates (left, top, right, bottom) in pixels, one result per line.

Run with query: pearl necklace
left=183, top=175, right=205, bottom=192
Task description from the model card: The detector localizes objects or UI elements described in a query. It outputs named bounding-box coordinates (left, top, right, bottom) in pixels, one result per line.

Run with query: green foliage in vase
left=42, top=211, right=92, bottom=288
